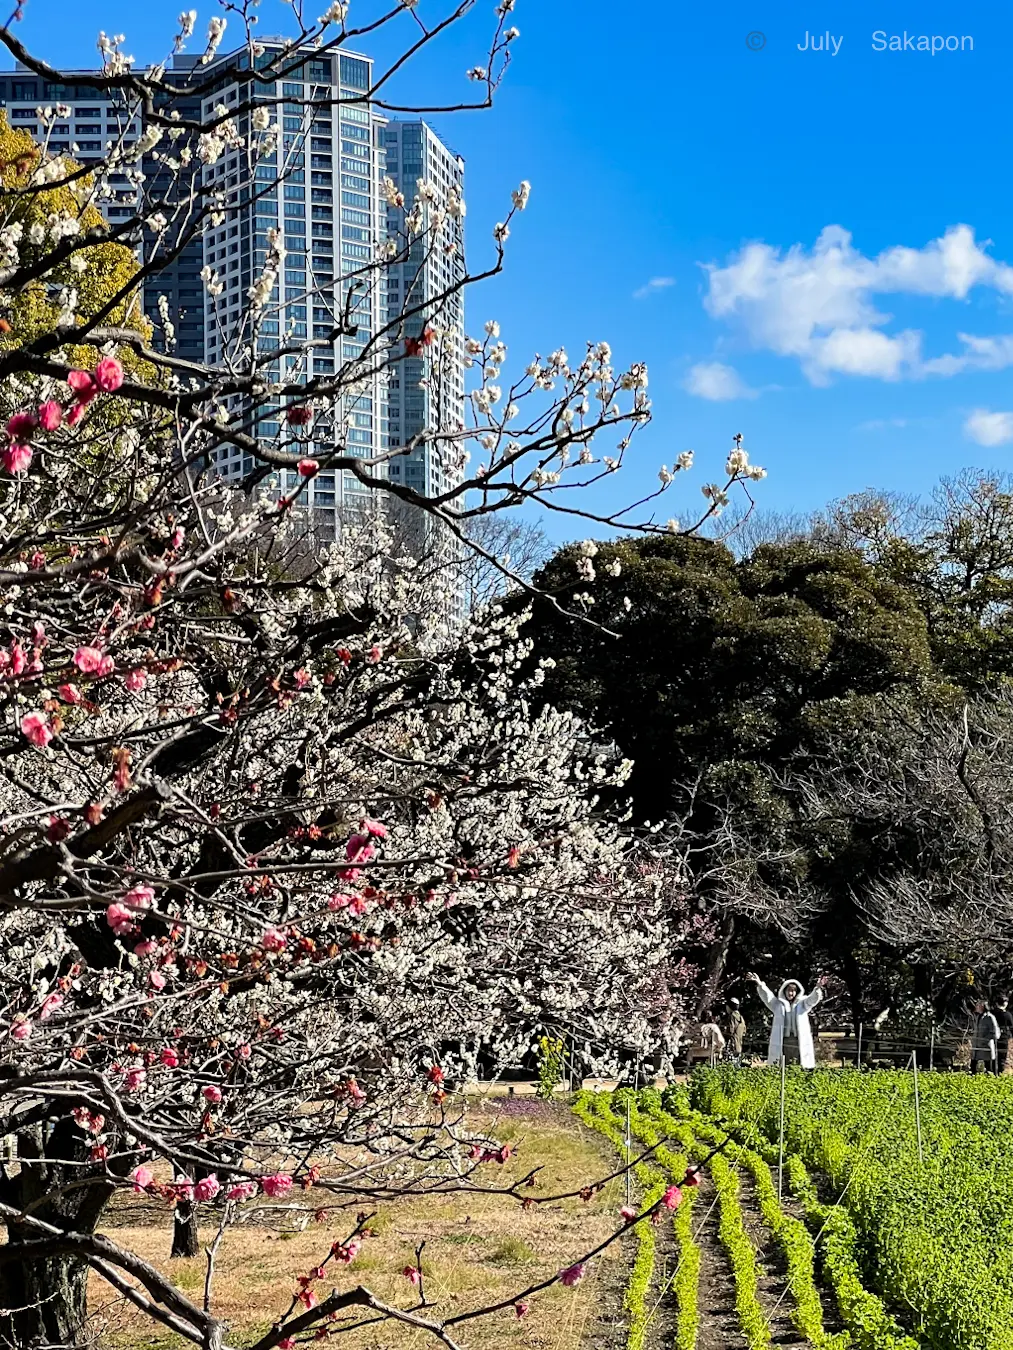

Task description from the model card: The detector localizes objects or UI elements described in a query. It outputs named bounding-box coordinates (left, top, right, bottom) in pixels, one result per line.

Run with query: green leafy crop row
left=692, top=1066, right=1013, bottom=1350
left=573, top=1091, right=699, bottom=1350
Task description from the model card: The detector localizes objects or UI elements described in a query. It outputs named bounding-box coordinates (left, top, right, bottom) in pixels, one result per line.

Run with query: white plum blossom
left=202, top=15, right=227, bottom=63
left=511, top=180, right=531, bottom=211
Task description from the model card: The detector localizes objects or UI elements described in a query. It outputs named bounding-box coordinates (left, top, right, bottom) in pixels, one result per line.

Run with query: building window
left=339, top=56, right=369, bottom=89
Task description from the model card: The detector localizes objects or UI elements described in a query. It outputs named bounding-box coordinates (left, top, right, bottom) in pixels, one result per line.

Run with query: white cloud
left=965, top=409, right=1013, bottom=447
left=922, top=333, right=1013, bottom=377
left=633, top=276, right=675, bottom=300
left=857, top=418, right=910, bottom=432
left=684, top=361, right=759, bottom=401
left=702, top=224, right=1013, bottom=384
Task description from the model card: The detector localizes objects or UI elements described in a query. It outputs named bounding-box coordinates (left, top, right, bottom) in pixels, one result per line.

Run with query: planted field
left=577, top=1070, right=1013, bottom=1350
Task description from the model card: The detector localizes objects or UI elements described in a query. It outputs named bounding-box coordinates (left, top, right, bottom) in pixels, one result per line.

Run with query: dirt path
left=693, top=1172, right=748, bottom=1350
left=644, top=1208, right=682, bottom=1350
left=735, top=1168, right=810, bottom=1350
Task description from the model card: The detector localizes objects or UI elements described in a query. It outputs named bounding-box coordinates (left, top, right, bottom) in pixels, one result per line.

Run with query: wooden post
left=625, top=1095, right=632, bottom=1209
left=856, top=1021, right=863, bottom=1070
left=912, top=1050, right=924, bottom=1164
left=778, top=1051, right=787, bottom=1203
left=929, top=1023, right=935, bottom=1072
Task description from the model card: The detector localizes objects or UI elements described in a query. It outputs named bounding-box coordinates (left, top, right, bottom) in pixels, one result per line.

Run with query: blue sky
left=9, top=0, right=1013, bottom=538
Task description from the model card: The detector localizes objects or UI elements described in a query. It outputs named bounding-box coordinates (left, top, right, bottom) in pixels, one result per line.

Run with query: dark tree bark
left=170, top=1197, right=199, bottom=1259
left=0, top=1240, right=89, bottom=1349
left=0, top=1119, right=114, bottom=1348
left=695, top=914, right=736, bottom=1019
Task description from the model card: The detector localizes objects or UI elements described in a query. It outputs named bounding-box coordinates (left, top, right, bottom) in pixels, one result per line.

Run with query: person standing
left=698, top=1018, right=726, bottom=1068
left=996, top=995, right=1013, bottom=1073
left=970, top=999, right=1001, bottom=1074
left=724, top=998, right=747, bottom=1066
left=746, top=972, right=826, bottom=1069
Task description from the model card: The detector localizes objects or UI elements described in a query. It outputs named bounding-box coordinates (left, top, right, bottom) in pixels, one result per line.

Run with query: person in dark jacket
left=724, top=998, right=747, bottom=1066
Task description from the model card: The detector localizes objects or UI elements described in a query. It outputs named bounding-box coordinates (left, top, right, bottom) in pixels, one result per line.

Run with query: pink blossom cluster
left=129, top=1166, right=296, bottom=1204
left=338, top=817, right=387, bottom=881
left=3, top=357, right=123, bottom=475
left=106, top=884, right=155, bottom=938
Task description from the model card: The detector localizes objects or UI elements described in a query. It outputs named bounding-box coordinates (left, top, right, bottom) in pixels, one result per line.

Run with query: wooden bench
left=830, top=1036, right=956, bottom=1069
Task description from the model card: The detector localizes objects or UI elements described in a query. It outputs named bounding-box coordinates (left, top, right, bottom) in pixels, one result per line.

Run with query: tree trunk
left=0, top=1238, right=89, bottom=1348
left=695, top=913, right=736, bottom=1019
left=0, top=1118, right=113, bottom=1349
left=170, top=1196, right=200, bottom=1258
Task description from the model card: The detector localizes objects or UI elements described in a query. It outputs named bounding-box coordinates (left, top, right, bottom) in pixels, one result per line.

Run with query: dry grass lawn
left=90, top=1098, right=629, bottom=1350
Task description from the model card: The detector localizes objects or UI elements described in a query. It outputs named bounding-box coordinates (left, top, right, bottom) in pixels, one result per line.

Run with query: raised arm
left=747, top=973, right=777, bottom=1011
left=798, top=985, right=825, bottom=1014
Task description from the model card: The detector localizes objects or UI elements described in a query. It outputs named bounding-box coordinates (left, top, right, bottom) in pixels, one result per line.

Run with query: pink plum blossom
left=73, top=646, right=105, bottom=673
left=123, top=1067, right=146, bottom=1092
left=203, top=1085, right=223, bottom=1104
left=2, top=442, right=31, bottom=473
left=37, top=400, right=62, bottom=431
left=10, top=1017, right=31, bottom=1041
left=132, top=1165, right=155, bottom=1192
left=160, top=1047, right=179, bottom=1068
left=94, top=356, right=124, bottom=391
left=261, top=1172, right=293, bottom=1198
left=560, top=1262, right=587, bottom=1287
left=20, top=712, right=53, bottom=747
left=123, top=885, right=154, bottom=911
left=67, top=369, right=97, bottom=404
left=194, top=1174, right=220, bottom=1201
left=39, top=993, right=63, bottom=1020
left=226, top=1181, right=259, bottom=1201
left=124, top=668, right=147, bottom=692
left=261, top=926, right=287, bottom=952
left=106, top=903, right=135, bottom=936
left=58, top=683, right=83, bottom=704
left=6, top=411, right=37, bottom=441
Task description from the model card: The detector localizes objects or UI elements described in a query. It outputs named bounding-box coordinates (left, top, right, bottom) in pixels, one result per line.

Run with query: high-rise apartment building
left=0, top=44, right=467, bottom=545
left=381, top=120, right=466, bottom=500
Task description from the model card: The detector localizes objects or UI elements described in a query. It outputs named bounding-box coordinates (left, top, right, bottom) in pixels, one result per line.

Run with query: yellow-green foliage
left=0, top=113, right=151, bottom=370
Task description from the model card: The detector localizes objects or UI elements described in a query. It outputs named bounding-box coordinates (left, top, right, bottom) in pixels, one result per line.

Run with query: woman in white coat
left=746, top=973, right=827, bottom=1068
